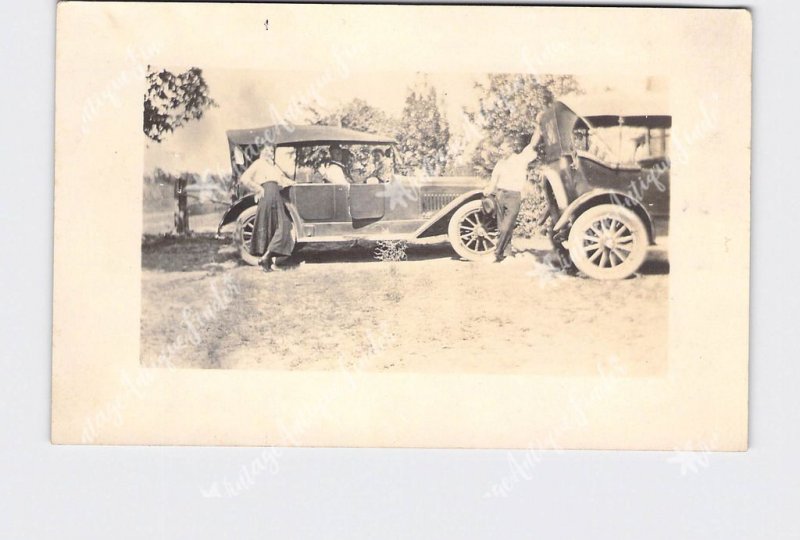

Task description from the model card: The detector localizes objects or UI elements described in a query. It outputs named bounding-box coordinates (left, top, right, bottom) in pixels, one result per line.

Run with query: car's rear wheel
left=235, top=206, right=300, bottom=266
left=447, top=200, right=499, bottom=261
left=567, top=204, right=648, bottom=280
left=235, top=206, right=260, bottom=266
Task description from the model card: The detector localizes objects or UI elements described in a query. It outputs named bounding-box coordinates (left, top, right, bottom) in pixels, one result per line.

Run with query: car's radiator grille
left=421, top=193, right=460, bottom=215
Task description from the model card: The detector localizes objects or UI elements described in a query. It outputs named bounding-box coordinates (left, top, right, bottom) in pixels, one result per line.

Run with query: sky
left=143, top=69, right=654, bottom=176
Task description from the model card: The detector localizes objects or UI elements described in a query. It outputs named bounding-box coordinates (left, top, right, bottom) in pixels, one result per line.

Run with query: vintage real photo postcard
left=52, top=3, right=751, bottom=448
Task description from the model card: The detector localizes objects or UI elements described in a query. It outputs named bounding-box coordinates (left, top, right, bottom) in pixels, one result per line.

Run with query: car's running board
left=296, top=235, right=447, bottom=244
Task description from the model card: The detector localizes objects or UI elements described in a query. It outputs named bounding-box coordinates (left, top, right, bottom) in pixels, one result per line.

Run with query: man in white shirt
left=483, top=126, right=541, bottom=262
left=317, top=145, right=351, bottom=185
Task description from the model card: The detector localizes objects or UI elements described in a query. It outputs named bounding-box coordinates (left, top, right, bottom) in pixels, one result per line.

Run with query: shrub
left=374, top=240, right=408, bottom=262
left=515, top=179, right=551, bottom=238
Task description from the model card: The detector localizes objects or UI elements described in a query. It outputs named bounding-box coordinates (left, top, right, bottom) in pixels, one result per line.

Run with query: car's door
left=349, top=183, right=385, bottom=222
left=637, top=158, right=670, bottom=219
left=289, top=184, right=340, bottom=221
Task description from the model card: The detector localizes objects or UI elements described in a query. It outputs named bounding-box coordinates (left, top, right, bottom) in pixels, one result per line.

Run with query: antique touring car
left=217, top=125, right=494, bottom=265
left=538, top=94, right=671, bottom=279
left=219, top=101, right=669, bottom=279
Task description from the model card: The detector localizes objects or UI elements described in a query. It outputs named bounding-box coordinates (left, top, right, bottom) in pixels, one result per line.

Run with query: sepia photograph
left=140, top=70, right=671, bottom=374
left=51, top=2, right=750, bottom=453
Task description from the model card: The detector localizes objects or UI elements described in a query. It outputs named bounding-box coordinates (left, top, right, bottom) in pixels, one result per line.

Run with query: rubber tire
left=235, top=206, right=261, bottom=266
left=447, top=199, right=498, bottom=262
left=567, top=203, right=648, bottom=280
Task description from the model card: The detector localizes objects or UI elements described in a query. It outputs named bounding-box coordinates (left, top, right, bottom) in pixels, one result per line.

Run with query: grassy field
left=140, top=234, right=669, bottom=375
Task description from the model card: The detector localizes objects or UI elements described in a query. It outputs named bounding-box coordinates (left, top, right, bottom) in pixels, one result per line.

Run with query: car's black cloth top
left=227, top=125, right=396, bottom=147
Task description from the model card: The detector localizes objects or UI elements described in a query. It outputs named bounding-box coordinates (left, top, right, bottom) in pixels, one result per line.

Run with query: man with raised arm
left=483, top=125, right=542, bottom=262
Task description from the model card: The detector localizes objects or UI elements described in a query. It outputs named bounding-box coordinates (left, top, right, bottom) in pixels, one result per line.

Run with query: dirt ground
left=140, top=233, right=669, bottom=375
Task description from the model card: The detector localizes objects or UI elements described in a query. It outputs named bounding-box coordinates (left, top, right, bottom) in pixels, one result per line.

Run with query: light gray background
left=2, top=0, right=797, bottom=538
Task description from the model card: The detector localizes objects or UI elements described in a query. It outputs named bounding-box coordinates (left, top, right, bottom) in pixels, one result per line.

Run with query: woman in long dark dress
left=240, top=147, right=296, bottom=271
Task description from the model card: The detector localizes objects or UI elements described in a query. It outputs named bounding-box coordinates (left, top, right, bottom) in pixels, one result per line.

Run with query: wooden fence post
left=174, top=175, right=189, bottom=235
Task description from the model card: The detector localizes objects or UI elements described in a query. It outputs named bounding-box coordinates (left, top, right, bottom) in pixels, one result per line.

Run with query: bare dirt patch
left=140, top=234, right=668, bottom=375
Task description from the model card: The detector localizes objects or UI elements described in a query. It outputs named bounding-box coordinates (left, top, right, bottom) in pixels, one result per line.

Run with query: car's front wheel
left=447, top=200, right=499, bottom=261
left=567, top=204, right=648, bottom=280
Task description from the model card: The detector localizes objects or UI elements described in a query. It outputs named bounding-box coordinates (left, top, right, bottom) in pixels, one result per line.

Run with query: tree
left=467, top=74, right=581, bottom=176
left=396, top=84, right=450, bottom=176
left=143, top=67, right=217, bottom=142
left=310, top=98, right=398, bottom=135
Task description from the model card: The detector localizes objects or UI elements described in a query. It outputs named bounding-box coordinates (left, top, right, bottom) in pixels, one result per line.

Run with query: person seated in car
left=317, top=145, right=351, bottom=184
left=364, top=148, right=393, bottom=184
left=341, top=147, right=355, bottom=171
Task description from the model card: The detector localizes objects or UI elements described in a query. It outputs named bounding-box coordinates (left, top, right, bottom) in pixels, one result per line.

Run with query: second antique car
left=538, top=93, right=671, bottom=279
left=217, top=124, right=495, bottom=264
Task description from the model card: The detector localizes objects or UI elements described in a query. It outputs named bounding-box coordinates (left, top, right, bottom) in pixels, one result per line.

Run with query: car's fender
left=217, top=194, right=257, bottom=234
left=553, top=189, right=656, bottom=244
left=411, top=189, right=484, bottom=239
left=539, top=163, right=569, bottom=210
left=217, top=193, right=303, bottom=235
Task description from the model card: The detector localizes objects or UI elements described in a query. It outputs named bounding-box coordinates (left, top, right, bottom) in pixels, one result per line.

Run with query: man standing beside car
left=483, top=125, right=542, bottom=262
